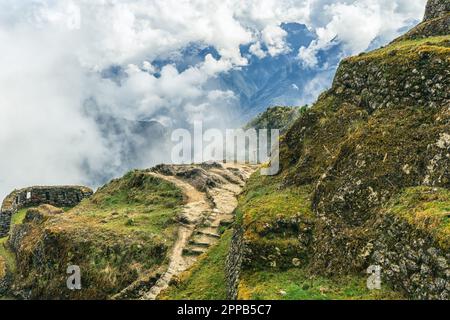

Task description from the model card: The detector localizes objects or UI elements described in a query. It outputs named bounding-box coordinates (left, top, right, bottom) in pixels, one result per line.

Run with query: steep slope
left=0, top=163, right=254, bottom=300
left=1, top=0, right=448, bottom=301
left=224, top=0, right=449, bottom=300
left=2, top=172, right=184, bottom=299
left=244, top=106, right=307, bottom=134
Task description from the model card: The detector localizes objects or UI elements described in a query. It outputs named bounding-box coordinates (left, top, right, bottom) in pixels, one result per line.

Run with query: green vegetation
left=71, top=170, right=184, bottom=236
left=236, top=172, right=313, bottom=237
left=238, top=269, right=403, bottom=300
left=351, top=35, right=450, bottom=63
left=0, top=238, right=15, bottom=272
left=160, top=230, right=232, bottom=300
left=385, top=186, right=450, bottom=248
left=280, top=98, right=369, bottom=185
left=7, top=170, right=185, bottom=299
left=10, top=208, right=28, bottom=227
left=245, top=106, right=307, bottom=133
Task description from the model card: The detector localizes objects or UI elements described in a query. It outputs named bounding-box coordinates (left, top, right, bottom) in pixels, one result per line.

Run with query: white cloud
left=249, top=42, right=267, bottom=59
left=298, top=0, right=427, bottom=66
left=261, top=25, right=290, bottom=56
left=0, top=0, right=428, bottom=199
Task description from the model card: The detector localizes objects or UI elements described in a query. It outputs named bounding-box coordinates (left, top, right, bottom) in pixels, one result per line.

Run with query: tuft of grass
left=349, top=35, right=450, bottom=63
left=10, top=208, right=28, bottom=227
left=238, top=268, right=404, bottom=300
left=237, top=172, right=314, bottom=233
left=385, top=186, right=450, bottom=249
left=160, top=230, right=232, bottom=300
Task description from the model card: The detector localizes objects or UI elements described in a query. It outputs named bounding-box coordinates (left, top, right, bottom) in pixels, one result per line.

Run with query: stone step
left=208, top=223, right=220, bottom=228
left=188, top=239, right=211, bottom=248
left=219, top=218, right=234, bottom=227
left=196, top=230, right=220, bottom=239
left=192, top=234, right=218, bottom=244
left=182, top=246, right=207, bottom=256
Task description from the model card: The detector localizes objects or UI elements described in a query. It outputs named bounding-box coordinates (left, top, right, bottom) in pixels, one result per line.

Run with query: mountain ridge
left=0, top=0, right=449, bottom=300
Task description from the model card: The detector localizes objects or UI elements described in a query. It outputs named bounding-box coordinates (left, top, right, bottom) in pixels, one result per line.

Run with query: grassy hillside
left=4, top=170, right=184, bottom=299
left=160, top=230, right=232, bottom=300
left=244, top=106, right=307, bottom=133
left=177, top=11, right=449, bottom=301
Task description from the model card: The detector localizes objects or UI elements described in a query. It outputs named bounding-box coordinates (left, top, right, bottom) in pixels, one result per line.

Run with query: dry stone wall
left=0, top=186, right=93, bottom=237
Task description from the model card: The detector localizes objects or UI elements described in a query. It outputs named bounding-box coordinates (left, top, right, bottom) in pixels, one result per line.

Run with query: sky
left=0, top=0, right=428, bottom=199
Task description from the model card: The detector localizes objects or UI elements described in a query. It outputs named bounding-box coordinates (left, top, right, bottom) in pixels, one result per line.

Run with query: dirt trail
left=141, top=163, right=256, bottom=300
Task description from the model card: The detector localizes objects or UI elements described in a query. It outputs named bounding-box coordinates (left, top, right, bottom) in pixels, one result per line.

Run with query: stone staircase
left=137, top=162, right=256, bottom=300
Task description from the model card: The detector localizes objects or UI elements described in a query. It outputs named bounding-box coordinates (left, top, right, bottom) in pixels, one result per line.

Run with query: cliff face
left=424, top=0, right=450, bottom=21
left=1, top=0, right=449, bottom=301
left=398, top=0, right=450, bottom=41
left=227, top=0, right=449, bottom=300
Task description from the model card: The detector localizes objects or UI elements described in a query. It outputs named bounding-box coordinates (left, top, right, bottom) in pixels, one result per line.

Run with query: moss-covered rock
left=226, top=172, right=315, bottom=299
left=280, top=98, right=368, bottom=185
left=424, top=0, right=450, bottom=21
left=7, top=171, right=184, bottom=299
left=278, top=31, right=449, bottom=278
left=331, top=36, right=449, bottom=113
left=225, top=0, right=449, bottom=300
left=372, top=187, right=450, bottom=299
left=234, top=173, right=314, bottom=271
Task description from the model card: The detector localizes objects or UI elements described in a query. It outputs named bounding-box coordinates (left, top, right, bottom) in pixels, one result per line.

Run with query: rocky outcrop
left=279, top=0, right=450, bottom=278
left=0, top=186, right=93, bottom=237
left=424, top=0, right=450, bottom=21
left=331, top=45, right=449, bottom=113
left=373, top=213, right=449, bottom=300
left=224, top=0, right=449, bottom=300
left=396, top=0, right=449, bottom=41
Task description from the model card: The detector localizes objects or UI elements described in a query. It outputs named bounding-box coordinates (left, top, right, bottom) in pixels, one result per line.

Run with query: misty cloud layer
left=0, top=0, right=427, bottom=199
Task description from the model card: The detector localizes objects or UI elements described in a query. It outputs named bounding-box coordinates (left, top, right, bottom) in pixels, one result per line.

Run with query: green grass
left=236, top=172, right=313, bottom=235
left=238, top=268, right=404, bottom=300
left=160, top=230, right=232, bottom=300
left=244, top=105, right=308, bottom=133
left=4, top=170, right=186, bottom=299
left=70, top=170, right=184, bottom=237
left=350, top=35, right=450, bottom=62
left=0, top=237, right=15, bottom=272
left=385, top=186, right=450, bottom=249
left=10, top=208, right=28, bottom=227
